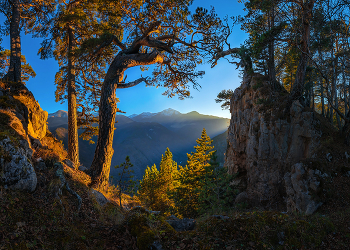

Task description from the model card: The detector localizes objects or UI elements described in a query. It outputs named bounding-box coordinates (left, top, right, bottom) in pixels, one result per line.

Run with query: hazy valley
left=47, top=108, right=229, bottom=180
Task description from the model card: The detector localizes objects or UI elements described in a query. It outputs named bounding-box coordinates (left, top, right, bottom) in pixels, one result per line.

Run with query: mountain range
left=47, top=108, right=229, bottom=181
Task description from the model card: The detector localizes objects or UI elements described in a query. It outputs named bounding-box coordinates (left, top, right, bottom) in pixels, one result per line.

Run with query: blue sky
left=1, top=0, right=247, bottom=119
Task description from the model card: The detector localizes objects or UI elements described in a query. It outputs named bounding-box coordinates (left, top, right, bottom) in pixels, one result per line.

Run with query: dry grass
left=34, top=131, right=68, bottom=163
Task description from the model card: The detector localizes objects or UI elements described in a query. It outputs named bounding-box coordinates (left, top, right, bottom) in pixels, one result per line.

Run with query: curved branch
left=211, top=48, right=240, bottom=68
left=117, top=77, right=149, bottom=89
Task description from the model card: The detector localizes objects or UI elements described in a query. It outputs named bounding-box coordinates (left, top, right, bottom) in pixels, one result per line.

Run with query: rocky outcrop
left=225, top=74, right=322, bottom=211
left=12, top=86, right=48, bottom=140
left=0, top=82, right=49, bottom=192
left=0, top=136, right=37, bottom=192
left=284, top=163, right=324, bottom=215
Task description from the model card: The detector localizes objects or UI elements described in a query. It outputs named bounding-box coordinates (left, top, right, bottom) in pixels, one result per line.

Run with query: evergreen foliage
left=197, top=152, right=236, bottom=214
left=0, top=0, right=56, bottom=83
left=172, top=128, right=215, bottom=218
left=215, top=89, right=233, bottom=109
left=138, top=164, right=162, bottom=211
left=0, top=50, right=35, bottom=82
left=113, top=156, right=136, bottom=207
left=138, top=148, right=179, bottom=213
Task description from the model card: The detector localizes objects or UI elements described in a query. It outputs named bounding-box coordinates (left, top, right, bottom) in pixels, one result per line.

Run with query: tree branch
left=211, top=48, right=240, bottom=68
left=93, top=34, right=126, bottom=55
left=117, top=76, right=149, bottom=89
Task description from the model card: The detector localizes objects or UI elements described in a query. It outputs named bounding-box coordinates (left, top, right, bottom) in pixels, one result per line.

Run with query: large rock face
left=284, top=163, right=324, bottom=215
left=0, top=82, right=49, bottom=192
left=0, top=136, right=37, bottom=192
left=225, top=74, right=322, bottom=209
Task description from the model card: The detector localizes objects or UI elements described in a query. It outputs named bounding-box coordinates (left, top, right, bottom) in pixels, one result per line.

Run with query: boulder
left=10, top=85, right=48, bottom=139
left=63, top=159, right=75, bottom=170
left=0, top=136, right=37, bottom=192
left=166, top=215, right=196, bottom=231
left=284, top=163, right=323, bottom=215
left=29, top=135, right=43, bottom=150
left=90, top=189, right=109, bottom=207
left=235, top=191, right=249, bottom=204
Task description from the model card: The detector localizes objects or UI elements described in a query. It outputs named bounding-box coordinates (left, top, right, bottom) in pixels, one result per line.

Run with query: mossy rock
left=127, top=212, right=156, bottom=250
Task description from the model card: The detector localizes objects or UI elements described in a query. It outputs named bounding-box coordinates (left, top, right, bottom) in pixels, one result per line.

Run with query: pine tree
left=0, top=49, right=35, bottom=82
left=84, top=1, right=222, bottom=190
left=173, top=128, right=215, bottom=217
left=38, top=0, right=118, bottom=168
left=215, top=89, right=233, bottom=110
left=138, top=148, right=179, bottom=212
left=138, top=164, right=161, bottom=211
left=113, top=156, right=136, bottom=207
left=198, top=152, right=236, bottom=214
left=158, top=148, right=179, bottom=212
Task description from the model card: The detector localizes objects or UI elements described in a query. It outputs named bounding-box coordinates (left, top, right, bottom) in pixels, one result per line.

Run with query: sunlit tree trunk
left=67, top=26, right=79, bottom=167
left=88, top=54, right=124, bottom=190
left=88, top=50, right=163, bottom=190
left=3, top=0, right=21, bottom=83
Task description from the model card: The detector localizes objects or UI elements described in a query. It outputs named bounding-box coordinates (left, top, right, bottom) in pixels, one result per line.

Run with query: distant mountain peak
left=138, top=112, right=156, bottom=118
left=158, top=108, right=181, bottom=116
left=128, top=108, right=181, bottom=119
left=48, top=110, right=68, bottom=118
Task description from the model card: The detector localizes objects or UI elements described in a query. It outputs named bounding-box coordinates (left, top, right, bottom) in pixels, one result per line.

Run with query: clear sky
left=0, top=0, right=248, bottom=119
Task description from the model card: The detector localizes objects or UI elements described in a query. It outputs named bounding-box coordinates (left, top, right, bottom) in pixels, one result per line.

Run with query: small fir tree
left=138, top=164, right=162, bottom=210
left=138, top=148, right=179, bottom=213
left=172, top=128, right=215, bottom=217
left=113, top=156, right=136, bottom=207
left=158, top=148, right=180, bottom=212
left=197, top=152, right=236, bottom=214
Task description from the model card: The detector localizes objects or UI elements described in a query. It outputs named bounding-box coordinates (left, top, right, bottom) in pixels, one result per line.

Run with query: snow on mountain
left=138, top=112, right=157, bottom=118
left=48, top=110, right=68, bottom=118
left=158, top=108, right=181, bottom=116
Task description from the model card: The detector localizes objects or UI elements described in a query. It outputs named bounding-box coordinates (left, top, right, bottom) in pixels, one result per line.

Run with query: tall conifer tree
left=39, top=1, right=119, bottom=167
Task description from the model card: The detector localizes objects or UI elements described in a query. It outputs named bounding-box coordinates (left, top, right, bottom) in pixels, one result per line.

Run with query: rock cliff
left=225, top=74, right=325, bottom=213
left=0, top=82, right=51, bottom=191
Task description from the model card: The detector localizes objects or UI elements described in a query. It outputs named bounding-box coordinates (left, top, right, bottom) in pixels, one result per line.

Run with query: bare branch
left=211, top=48, right=240, bottom=68
left=117, top=76, right=149, bottom=89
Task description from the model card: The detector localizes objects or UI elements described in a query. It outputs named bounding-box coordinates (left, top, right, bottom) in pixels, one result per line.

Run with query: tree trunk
left=88, top=56, right=123, bottom=191
left=3, top=0, right=21, bottom=83
left=318, top=48, right=325, bottom=116
left=290, top=0, right=315, bottom=100
left=321, top=79, right=325, bottom=116
left=67, top=26, right=79, bottom=167
left=88, top=50, right=163, bottom=190
left=268, top=6, right=276, bottom=88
